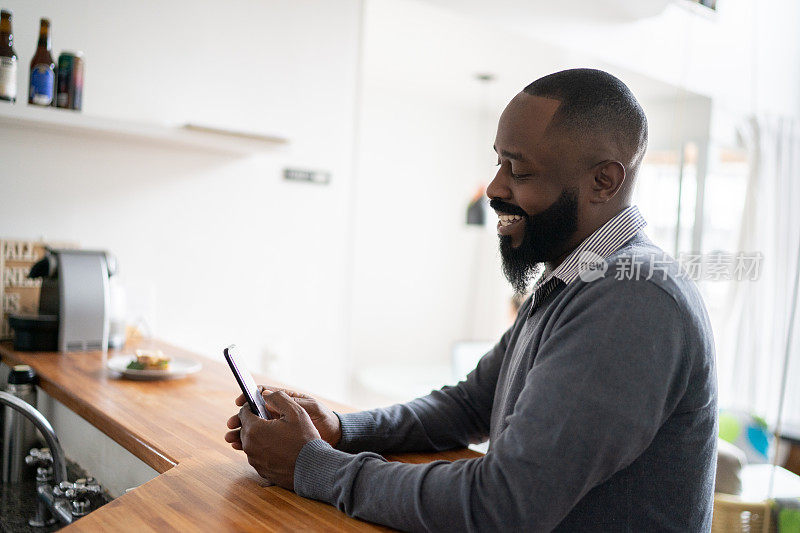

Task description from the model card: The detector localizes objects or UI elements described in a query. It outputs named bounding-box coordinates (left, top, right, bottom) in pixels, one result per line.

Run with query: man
left=225, top=68, right=718, bottom=531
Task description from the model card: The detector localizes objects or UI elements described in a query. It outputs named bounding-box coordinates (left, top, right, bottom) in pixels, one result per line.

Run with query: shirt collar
left=532, top=205, right=647, bottom=292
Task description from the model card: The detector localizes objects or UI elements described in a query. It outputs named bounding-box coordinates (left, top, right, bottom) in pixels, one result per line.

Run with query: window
left=636, top=141, right=750, bottom=411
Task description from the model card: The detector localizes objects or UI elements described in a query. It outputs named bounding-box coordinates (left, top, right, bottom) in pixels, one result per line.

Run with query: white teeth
left=498, top=214, right=522, bottom=227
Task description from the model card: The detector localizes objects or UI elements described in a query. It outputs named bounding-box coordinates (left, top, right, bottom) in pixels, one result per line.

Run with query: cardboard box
left=0, top=239, right=77, bottom=340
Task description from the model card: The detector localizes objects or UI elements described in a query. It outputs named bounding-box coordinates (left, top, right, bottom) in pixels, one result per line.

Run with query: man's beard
left=491, top=188, right=580, bottom=295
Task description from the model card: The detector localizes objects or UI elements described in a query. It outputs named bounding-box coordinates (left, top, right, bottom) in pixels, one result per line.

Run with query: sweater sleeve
left=294, top=278, right=693, bottom=532
left=333, top=321, right=517, bottom=454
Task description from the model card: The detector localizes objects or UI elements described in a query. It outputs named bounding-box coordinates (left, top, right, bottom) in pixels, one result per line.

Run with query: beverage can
left=56, top=51, right=83, bottom=110
left=72, top=53, right=83, bottom=110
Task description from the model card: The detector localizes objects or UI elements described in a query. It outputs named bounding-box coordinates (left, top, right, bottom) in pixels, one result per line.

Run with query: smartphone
left=224, top=344, right=270, bottom=419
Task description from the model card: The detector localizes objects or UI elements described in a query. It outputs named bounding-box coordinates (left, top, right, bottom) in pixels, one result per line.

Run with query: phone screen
left=224, top=345, right=270, bottom=419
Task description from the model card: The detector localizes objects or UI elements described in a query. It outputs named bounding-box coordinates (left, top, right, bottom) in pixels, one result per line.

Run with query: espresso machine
left=8, top=249, right=116, bottom=352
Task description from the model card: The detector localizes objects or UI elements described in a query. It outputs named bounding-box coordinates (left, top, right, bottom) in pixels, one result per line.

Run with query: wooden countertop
left=0, top=339, right=481, bottom=531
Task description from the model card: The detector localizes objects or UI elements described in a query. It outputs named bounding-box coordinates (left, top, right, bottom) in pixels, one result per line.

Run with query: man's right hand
left=256, top=386, right=342, bottom=447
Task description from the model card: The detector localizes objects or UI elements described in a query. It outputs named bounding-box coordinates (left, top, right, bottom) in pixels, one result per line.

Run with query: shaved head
left=523, top=68, right=648, bottom=189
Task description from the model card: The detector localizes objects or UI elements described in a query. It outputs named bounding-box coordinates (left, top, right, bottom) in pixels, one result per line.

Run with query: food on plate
left=127, top=349, right=171, bottom=371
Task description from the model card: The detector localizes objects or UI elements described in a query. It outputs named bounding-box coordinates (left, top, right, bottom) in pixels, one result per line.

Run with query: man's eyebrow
left=493, top=145, right=528, bottom=162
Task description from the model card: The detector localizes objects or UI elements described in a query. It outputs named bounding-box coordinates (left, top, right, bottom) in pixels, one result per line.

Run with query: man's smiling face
left=487, top=93, right=583, bottom=293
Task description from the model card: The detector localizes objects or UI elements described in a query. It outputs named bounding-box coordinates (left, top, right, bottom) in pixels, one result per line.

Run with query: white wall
left=349, top=87, right=506, bottom=369
left=348, top=1, right=549, bottom=403
left=0, top=0, right=361, bottom=401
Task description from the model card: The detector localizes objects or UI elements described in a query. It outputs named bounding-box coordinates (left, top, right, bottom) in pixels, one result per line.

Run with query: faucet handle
left=56, top=478, right=103, bottom=502
left=54, top=481, right=75, bottom=499
left=66, top=479, right=103, bottom=498
left=52, top=484, right=68, bottom=498
left=25, top=447, right=53, bottom=467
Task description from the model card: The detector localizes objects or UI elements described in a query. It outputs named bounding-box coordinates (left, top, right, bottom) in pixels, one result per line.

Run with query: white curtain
left=719, top=116, right=800, bottom=427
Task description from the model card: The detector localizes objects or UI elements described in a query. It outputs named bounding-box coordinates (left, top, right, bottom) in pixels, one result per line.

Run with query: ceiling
left=416, top=0, right=674, bottom=25
left=384, top=0, right=701, bottom=108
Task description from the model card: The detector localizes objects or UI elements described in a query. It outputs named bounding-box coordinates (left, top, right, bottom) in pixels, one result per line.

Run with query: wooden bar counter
left=0, top=339, right=481, bottom=531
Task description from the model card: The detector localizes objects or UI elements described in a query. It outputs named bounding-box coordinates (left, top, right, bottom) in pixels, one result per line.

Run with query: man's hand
left=261, top=386, right=343, bottom=447
left=224, top=390, right=321, bottom=490
left=225, top=387, right=342, bottom=447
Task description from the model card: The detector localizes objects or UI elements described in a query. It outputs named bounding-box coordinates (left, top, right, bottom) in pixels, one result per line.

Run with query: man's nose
left=486, top=166, right=511, bottom=201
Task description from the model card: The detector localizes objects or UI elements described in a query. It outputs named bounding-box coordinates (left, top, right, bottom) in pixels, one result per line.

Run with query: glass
left=634, top=142, right=698, bottom=257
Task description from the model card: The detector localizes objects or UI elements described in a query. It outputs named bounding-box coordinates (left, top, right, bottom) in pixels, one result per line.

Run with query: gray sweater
left=294, top=233, right=718, bottom=532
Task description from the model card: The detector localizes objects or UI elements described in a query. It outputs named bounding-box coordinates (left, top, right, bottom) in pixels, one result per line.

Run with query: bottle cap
left=9, top=364, right=37, bottom=385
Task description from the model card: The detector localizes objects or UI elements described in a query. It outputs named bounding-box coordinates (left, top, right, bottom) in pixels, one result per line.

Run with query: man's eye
left=511, top=173, right=533, bottom=180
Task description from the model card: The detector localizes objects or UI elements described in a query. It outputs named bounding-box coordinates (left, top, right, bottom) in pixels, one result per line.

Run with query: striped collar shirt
left=529, top=205, right=647, bottom=314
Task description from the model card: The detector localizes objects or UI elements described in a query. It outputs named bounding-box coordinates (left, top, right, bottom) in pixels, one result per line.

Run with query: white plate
left=107, top=354, right=202, bottom=380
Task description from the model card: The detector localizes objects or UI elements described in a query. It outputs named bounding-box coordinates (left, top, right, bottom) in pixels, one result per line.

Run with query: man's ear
left=590, top=160, right=626, bottom=203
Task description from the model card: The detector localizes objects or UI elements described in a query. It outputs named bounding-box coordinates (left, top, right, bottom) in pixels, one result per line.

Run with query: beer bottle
left=0, top=10, right=18, bottom=103
left=29, top=18, right=55, bottom=106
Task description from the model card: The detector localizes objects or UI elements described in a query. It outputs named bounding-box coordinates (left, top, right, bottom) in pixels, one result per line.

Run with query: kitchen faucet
left=0, top=390, right=100, bottom=526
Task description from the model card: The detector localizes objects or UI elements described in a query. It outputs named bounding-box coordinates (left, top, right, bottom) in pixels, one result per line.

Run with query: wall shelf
left=0, top=104, right=289, bottom=155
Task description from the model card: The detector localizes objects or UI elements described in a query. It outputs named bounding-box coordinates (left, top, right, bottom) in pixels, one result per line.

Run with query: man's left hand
left=224, top=390, right=321, bottom=490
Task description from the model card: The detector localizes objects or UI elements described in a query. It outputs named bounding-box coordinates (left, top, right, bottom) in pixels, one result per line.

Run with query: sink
left=1, top=386, right=113, bottom=531
left=0, top=363, right=155, bottom=530
left=0, top=458, right=112, bottom=532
